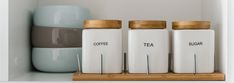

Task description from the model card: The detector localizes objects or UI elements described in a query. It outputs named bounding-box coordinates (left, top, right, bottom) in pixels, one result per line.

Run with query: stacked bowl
left=32, top=6, right=90, bottom=72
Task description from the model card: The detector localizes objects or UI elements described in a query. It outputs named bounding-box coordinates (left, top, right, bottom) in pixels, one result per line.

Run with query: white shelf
left=13, top=71, right=73, bottom=81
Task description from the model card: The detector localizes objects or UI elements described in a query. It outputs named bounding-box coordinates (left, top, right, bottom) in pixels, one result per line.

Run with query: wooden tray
left=73, top=72, right=225, bottom=81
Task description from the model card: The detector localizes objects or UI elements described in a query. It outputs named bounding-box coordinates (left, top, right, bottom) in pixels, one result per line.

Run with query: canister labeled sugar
left=172, top=21, right=214, bottom=73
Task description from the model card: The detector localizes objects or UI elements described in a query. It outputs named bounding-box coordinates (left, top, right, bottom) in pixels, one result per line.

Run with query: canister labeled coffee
left=82, top=20, right=122, bottom=73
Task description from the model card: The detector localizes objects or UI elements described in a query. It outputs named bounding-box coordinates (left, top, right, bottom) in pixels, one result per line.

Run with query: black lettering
left=144, top=43, right=154, bottom=47
left=189, top=41, right=203, bottom=46
left=93, top=42, right=108, bottom=46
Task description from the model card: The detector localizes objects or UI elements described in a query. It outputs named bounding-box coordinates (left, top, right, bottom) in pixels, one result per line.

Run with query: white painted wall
left=228, top=0, right=234, bottom=82
left=0, top=0, right=8, bottom=81
left=9, top=0, right=37, bottom=80
left=202, top=0, right=228, bottom=73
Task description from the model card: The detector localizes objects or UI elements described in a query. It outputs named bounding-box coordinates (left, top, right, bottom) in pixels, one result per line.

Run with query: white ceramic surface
left=128, top=29, right=169, bottom=73
left=82, top=29, right=122, bottom=73
left=34, top=6, right=90, bottom=28
left=173, top=30, right=214, bottom=73
left=32, top=48, right=82, bottom=72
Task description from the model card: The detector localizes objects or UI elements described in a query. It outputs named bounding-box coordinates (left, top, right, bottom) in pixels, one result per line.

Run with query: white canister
left=82, top=20, right=122, bottom=73
left=128, top=20, right=169, bottom=73
left=172, top=21, right=214, bottom=73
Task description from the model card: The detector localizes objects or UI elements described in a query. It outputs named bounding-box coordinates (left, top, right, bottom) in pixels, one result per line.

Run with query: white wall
left=9, top=0, right=37, bottom=80
left=228, top=0, right=234, bottom=82
left=0, top=0, right=8, bottom=81
left=202, top=0, right=228, bottom=73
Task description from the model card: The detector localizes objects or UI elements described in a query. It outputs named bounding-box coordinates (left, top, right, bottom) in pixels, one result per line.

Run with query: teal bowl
left=32, top=48, right=82, bottom=72
left=34, top=5, right=90, bottom=28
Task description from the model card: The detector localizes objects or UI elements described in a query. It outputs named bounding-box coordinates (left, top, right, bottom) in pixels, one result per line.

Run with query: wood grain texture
left=73, top=72, right=225, bottom=81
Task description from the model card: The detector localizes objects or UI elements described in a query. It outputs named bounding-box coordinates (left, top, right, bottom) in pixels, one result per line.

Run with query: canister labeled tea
left=82, top=20, right=122, bottom=73
left=172, top=21, right=214, bottom=73
left=128, top=20, right=169, bottom=73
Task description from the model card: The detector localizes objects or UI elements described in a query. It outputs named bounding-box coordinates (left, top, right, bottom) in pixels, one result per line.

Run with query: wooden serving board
left=73, top=72, right=225, bottom=81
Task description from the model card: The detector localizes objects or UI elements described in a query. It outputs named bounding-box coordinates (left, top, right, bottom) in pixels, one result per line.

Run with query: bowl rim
left=35, top=5, right=88, bottom=11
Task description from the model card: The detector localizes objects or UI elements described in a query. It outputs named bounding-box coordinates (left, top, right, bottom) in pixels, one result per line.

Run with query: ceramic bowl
left=34, top=6, right=90, bottom=28
left=32, top=26, right=82, bottom=48
left=32, top=48, right=82, bottom=72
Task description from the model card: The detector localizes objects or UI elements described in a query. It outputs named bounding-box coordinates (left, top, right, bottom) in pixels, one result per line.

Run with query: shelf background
left=38, top=0, right=203, bottom=57
left=0, top=0, right=8, bottom=81
left=9, top=0, right=37, bottom=80
left=228, top=0, right=234, bottom=82
left=37, top=0, right=228, bottom=74
left=7, top=0, right=228, bottom=82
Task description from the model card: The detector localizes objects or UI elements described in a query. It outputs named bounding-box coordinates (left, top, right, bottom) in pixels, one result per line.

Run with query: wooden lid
left=129, top=20, right=166, bottom=29
left=172, top=21, right=210, bottom=30
left=84, top=20, right=121, bottom=29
